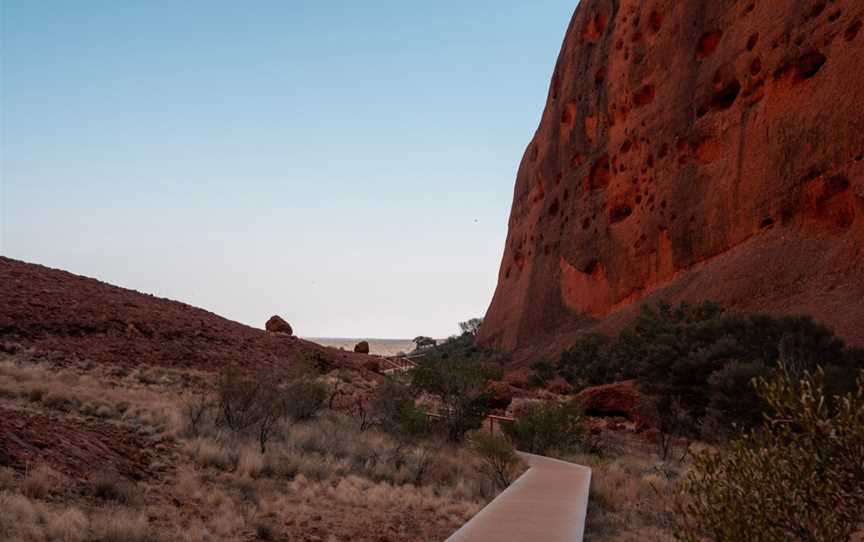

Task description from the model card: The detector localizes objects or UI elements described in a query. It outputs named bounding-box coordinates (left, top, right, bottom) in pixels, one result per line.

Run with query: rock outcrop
left=574, top=380, right=642, bottom=425
left=265, top=315, right=293, bottom=335
left=480, top=0, right=864, bottom=362
left=354, top=341, right=370, bottom=354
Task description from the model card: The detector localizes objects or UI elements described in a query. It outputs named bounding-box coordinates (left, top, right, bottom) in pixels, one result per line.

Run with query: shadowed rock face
left=479, top=0, right=864, bottom=362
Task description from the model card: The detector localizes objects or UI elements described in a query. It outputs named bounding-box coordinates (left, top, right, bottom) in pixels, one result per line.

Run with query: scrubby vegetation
left=677, top=368, right=864, bottom=542
left=0, top=356, right=512, bottom=542
left=555, top=301, right=864, bottom=439
left=502, top=400, right=584, bottom=455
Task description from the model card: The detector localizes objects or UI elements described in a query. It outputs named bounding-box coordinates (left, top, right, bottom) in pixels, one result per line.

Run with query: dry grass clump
left=0, top=360, right=182, bottom=436
left=568, top=452, right=680, bottom=541
left=0, top=491, right=156, bottom=542
left=90, top=509, right=155, bottom=542
left=91, top=472, right=138, bottom=504
left=22, top=464, right=66, bottom=499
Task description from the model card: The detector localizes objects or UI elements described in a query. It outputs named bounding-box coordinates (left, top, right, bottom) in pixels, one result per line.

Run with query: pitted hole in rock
left=828, top=10, right=841, bottom=23
left=697, top=30, right=723, bottom=59
left=620, top=140, right=632, bottom=154
left=808, top=2, right=826, bottom=20
left=589, top=154, right=611, bottom=189
left=747, top=33, right=759, bottom=51
left=648, top=11, right=663, bottom=34
left=751, top=57, right=763, bottom=75
left=760, top=217, right=775, bottom=229
left=609, top=204, right=633, bottom=223
left=846, top=20, right=862, bottom=41
left=744, top=3, right=755, bottom=14
left=794, top=51, right=826, bottom=82
left=710, top=79, right=742, bottom=110
left=823, top=175, right=851, bottom=200
left=582, top=217, right=591, bottom=230
left=633, top=84, right=656, bottom=107
left=594, top=67, right=607, bottom=85
left=583, top=12, right=609, bottom=41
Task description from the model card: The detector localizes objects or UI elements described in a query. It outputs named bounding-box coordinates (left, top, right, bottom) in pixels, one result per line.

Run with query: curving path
left=446, top=452, right=591, bottom=542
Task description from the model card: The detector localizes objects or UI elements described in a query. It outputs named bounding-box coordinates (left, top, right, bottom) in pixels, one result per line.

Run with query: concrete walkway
left=446, top=452, right=591, bottom=542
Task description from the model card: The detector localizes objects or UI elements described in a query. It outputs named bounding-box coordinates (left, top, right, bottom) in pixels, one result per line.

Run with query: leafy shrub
left=502, top=401, right=584, bottom=455
left=470, top=432, right=521, bottom=490
left=412, top=358, right=501, bottom=442
left=677, top=368, right=864, bottom=542
left=282, top=380, right=326, bottom=422
left=557, top=302, right=862, bottom=436
left=371, top=378, right=427, bottom=439
left=527, top=359, right=556, bottom=389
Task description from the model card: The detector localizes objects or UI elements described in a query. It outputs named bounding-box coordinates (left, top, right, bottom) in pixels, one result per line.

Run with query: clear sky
left=1, top=0, right=576, bottom=339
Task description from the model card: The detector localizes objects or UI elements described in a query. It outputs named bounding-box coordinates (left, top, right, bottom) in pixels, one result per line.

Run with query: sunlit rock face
left=479, top=0, right=864, bottom=362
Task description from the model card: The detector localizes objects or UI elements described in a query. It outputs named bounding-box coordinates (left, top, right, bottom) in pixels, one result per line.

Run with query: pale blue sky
left=1, top=1, right=576, bottom=338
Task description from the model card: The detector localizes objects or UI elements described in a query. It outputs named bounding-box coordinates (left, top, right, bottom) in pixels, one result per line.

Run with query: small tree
left=639, top=394, right=693, bottom=461
left=677, top=367, right=864, bottom=542
left=527, top=359, right=556, bottom=389
left=371, top=378, right=427, bottom=439
left=283, top=379, right=327, bottom=422
left=458, top=318, right=484, bottom=337
left=413, top=336, right=438, bottom=350
left=217, top=368, right=269, bottom=432
left=471, top=432, right=521, bottom=491
left=503, top=401, right=584, bottom=455
left=412, top=358, right=500, bottom=442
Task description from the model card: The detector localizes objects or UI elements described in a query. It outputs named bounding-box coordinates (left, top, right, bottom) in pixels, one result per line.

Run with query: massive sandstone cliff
left=479, top=0, right=864, bottom=361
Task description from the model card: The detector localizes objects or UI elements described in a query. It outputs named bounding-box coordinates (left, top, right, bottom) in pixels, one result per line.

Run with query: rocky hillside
left=0, top=256, right=377, bottom=373
left=479, top=0, right=864, bottom=362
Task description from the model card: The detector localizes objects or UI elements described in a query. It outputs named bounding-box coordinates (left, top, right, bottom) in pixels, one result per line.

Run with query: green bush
left=470, top=432, right=521, bottom=491
left=502, top=401, right=584, bottom=455
left=527, top=359, right=556, bottom=389
left=283, top=379, right=327, bottom=422
left=411, top=358, right=501, bottom=442
left=557, top=302, right=862, bottom=436
left=677, top=368, right=864, bottom=542
left=371, top=378, right=427, bottom=439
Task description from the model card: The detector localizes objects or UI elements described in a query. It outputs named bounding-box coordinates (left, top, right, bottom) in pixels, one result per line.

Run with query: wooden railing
left=424, top=411, right=515, bottom=435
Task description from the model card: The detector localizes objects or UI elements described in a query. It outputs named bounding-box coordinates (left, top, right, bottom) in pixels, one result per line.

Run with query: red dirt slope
left=0, top=257, right=377, bottom=373
left=479, top=0, right=864, bottom=363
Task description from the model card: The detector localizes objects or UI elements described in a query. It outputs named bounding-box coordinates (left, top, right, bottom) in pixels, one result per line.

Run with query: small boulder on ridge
left=265, top=315, right=293, bottom=336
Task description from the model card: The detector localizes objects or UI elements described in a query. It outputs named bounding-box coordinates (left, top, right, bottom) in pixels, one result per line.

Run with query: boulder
left=353, top=341, right=370, bottom=354
left=574, top=380, right=642, bottom=425
left=265, top=315, right=293, bottom=335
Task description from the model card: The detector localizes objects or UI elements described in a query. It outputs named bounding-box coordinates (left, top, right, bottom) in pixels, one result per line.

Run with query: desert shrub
left=470, top=433, right=521, bottom=491
left=216, top=368, right=268, bottom=432
left=677, top=368, right=864, bottom=542
left=638, top=395, right=693, bottom=461
left=282, top=379, right=326, bottom=422
left=181, top=393, right=212, bottom=437
left=412, top=357, right=501, bottom=442
left=458, top=318, right=484, bottom=337
left=91, top=472, right=137, bottom=504
left=527, top=359, right=556, bottom=389
left=502, top=400, right=585, bottom=455
left=371, top=378, right=426, bottom=439
left=91, top=509, right=154, bottom=542
left=558, top=302, right=862, bottom=436
left=22, top=464, right=63, bottom=499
